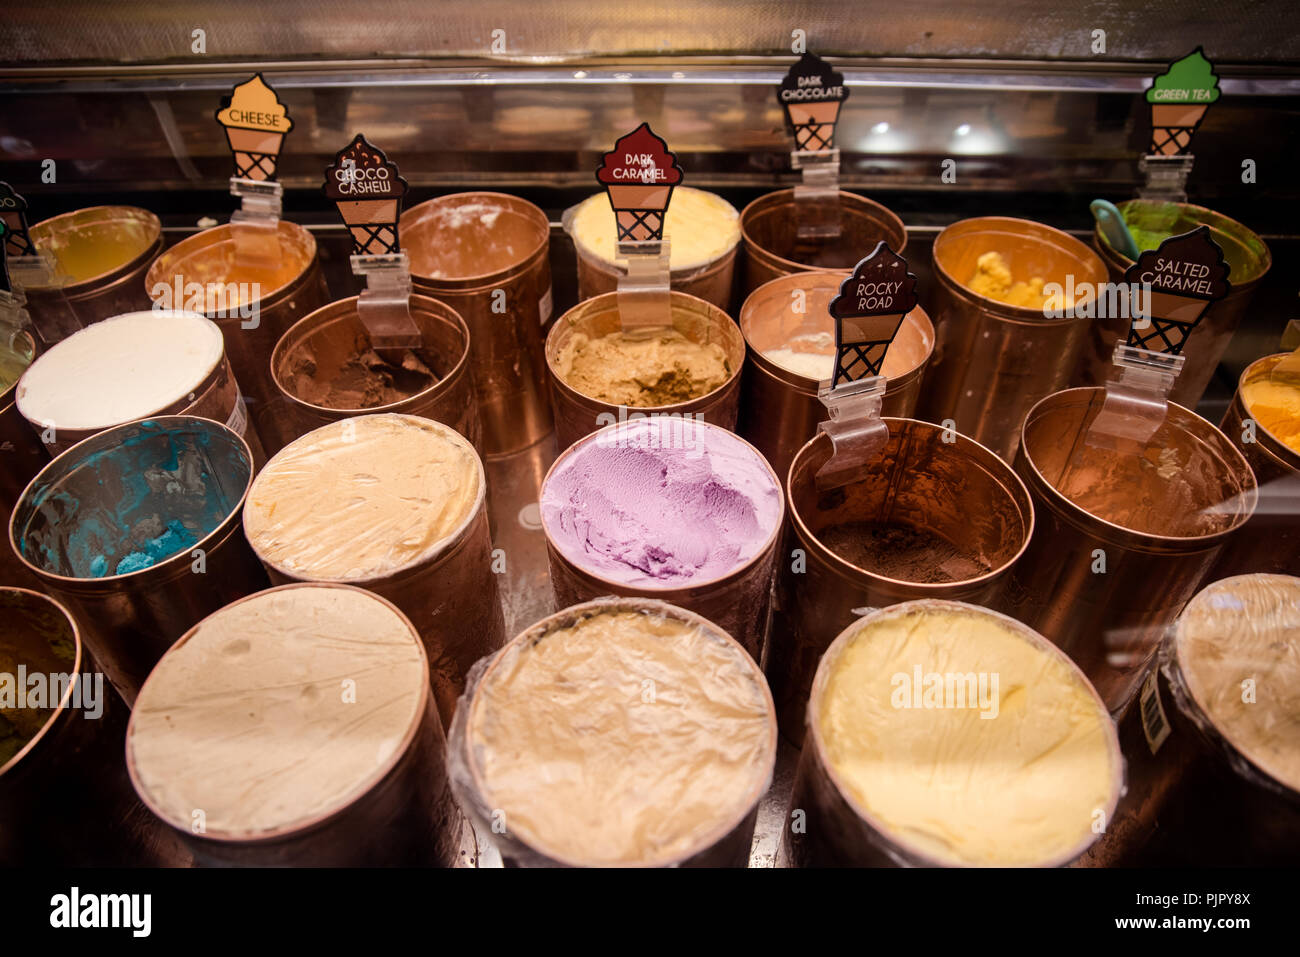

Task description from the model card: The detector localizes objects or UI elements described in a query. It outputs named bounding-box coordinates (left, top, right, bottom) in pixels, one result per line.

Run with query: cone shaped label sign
left=216, top=73, right=294, bottom=181
left=596, top=123, right=683, bottom=242
left=1124, top=225, right=1230, bottom=355
left=0, top=182, right=33, bottom=259
left=325, top=134, right=409, bottom=255
left=778, top=52, right=849, bottom=152
left=1146, top=47, right=1220, bottom=155
left=828, top=242, right=918, bottom=386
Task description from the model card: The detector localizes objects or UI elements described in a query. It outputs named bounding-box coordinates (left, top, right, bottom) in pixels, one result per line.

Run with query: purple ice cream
left=540, top=417, right=783, bottom=588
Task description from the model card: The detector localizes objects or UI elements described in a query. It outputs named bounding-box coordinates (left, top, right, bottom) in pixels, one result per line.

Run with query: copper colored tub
left=10, top=416, right=270, bottom=705
left=545, top=290, right=746, bottom=452
left=0, top=587, right=191, bottom=865
left=540, top=420, right=784, bottom=662
left=785, top=599, right=1122, bottom=868
left=0, top=329, right=45, bottom=590
left=145, top=220, right=330, bottom=454
left=739, top=189, right=907, bottom=296
left=770, top=422, right=1034, bottom=742
left=447, top=596, right=777, bottom=867
left=919, top=216, right=1108, bottom=462
left=1208, top=354, right=1300, bottom=578
left=243, top=415, right=507, bottom=730
left=1083, top=200, right=1271, bottom=406
left=15, top=310, right=266, bottom=468
left=1000, top=388, right=1257, bottom=713
left=271, top=294, right=481, bottom=454
left=24, top=206, right=162, bottom=348
left=126, top=583, right=460, bottom=866
left=738, top=270, right=934, bottom=479
left=401, top=192, right=554, bottom=457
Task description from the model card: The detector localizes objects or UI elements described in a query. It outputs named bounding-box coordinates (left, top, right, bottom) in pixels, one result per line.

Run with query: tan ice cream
left=466, top=605, right=775, bottom=866
left=570, top=186, right=740, bottom=273
left=1174, top=574, right=1300, bottom=794
left=243, top=413, right=481, bottom=580
left=816, top=602, right=1120, bottom=867
left=127, top=585, right=425, bottom=837
left=556, top=326, right=731, bottom=406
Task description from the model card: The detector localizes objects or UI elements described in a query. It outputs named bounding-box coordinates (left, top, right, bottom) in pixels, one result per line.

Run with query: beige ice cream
left=816, top=602, right=1121, bottom=867
left=243, top=413, right=481, bottom=580
left=127, top=585, right=425, bottom=837
left=1174, top=574, right=1300, bottom=794
left=556, top=326, right=731, bottom=407
left=570, top=186, right=740, bottom=273
left=466, top=605, right=775, bottom=866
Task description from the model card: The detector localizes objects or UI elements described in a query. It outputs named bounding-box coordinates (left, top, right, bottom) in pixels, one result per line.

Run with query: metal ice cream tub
left=125, top=583, right=460, bottom=866
left=145, top=220, right=330, bottom=455
left=401, top=192, right=554, bottom=457
left=770, top=422, right=1034, bottom=742
left=24, top=206, right=163, bottom=348
left=1000, top=388, right=1257, bottom=713
left=545, top=290, right=746, bottom=453
left=9, top=415, right=269, bottom=705
left=1083, top=200, right=1271, bottom=407
left=1208, top=354, right=1300, bottom=579
left=0, top=587, right=190, bottom=865
left=271, top=294, right=481, bottom=455
left=739, top=189, right=907, bottom=297
left=738, top=270, right=934, bottom=479
left=918, top=216, right=1109, bottom=463
left=14, top=309, right=266, bottom=468
left=0, top=328, right=46, bottom=590
left=447, top=596, right=777, bottom=867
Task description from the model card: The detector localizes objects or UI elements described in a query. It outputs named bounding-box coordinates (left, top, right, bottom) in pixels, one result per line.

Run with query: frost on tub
left=17, top=422, right=250, bottom=579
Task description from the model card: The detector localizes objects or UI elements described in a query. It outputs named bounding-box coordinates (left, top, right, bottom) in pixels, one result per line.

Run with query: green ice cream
left=1147, top=48, right=1220, bottom=104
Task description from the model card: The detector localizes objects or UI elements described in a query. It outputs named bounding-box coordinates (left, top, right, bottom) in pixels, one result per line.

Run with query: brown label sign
left=828, top=242, right=918, bottom=386
left=1123, top=225, right=1230, bottom=355
left=324, top=134, right=409, bottom=255
left=778, top=52, right=850, bottom=152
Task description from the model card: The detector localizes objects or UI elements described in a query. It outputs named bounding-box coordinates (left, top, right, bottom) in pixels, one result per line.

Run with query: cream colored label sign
left=226, top=391, right=249, bottom=436
left=1139, top=669, right=1171, bottom=755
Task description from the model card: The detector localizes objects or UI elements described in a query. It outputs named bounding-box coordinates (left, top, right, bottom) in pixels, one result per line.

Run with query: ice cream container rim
left=125, top=581, right=432, bottom=844
left=804, top=598, right=1125, bottom=868
left=144, top=220, right=319, bottom=313
left=544, top=289, right=744, bottom=413
left=787, top=423, right=1036, bottom=591
left=10, top=414, right=255, bottom=586
left=244, top=413, right=488, bottom=585
left=1231, top=354, right=1300, bottom=471
left=932, top=215, right=1109, bottom=322
left=463, top=595, right=778, bottom=867
left=1164, top=573, right=1300, bottom=802
left=1018, top=387, right=1259, bottom=547
left=0, top=328, right=37, bottom=409
left=400, top=191, right=550, bottom=288
left=563, top=188, right=742, bottom=276
left=0, top=587, right=83, bottom=779
left=1097, top=199, right=1272, bottom=280
left=28, top=205, right=163, bottom=295
left=739, top=188, right=909, bottom=272
left=539, top=418, right=787, bottom=594
left=739, top=270, right=935, bottom=394
left=269, top=294, right=471, bottom=417
left=15, top=310, right=225, bottom=433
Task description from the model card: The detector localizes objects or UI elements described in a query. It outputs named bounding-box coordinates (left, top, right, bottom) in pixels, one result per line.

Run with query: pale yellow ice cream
left=570, top=186, right=740, bottom=272
left=966, top=250, right=1072, bottom=309
left=243, top=413, right=481, bottom=580
left=1175, top=574, right=1300, bottom=794
left=128, top=585, right=425, bottom=837
left=816, top=602, right=1120, bottom=867
left=556, top=326, right=731, bottom=406
left=467, top=607, right=775, bottom=866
